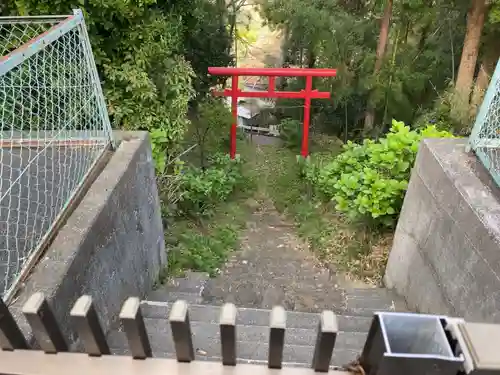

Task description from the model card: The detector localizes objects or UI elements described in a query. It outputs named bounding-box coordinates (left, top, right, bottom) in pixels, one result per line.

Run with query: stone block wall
left=385, top=138, right=500, bottom=322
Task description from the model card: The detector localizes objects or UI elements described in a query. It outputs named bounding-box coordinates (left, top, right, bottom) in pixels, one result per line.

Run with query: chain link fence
left=469, top=59, right=500, bottom=186
left=0, top=11, right=113, bottom=299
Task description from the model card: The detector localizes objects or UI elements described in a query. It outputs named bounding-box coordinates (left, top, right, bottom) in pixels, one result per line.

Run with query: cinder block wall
left=385, top=138, right=500, bottom=322
left=8, top=131, right=166, bottom=347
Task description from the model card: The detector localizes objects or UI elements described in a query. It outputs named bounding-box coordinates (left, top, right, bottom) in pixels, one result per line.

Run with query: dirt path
left=202, top=143, right=375, bottom=312
left=203, top=0, right=391, bottom=307
left=203, top=198, right=362, bottom=311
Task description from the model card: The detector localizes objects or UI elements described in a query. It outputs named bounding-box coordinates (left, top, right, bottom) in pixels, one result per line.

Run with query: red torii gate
left=208, top=67, right=337, bottom=158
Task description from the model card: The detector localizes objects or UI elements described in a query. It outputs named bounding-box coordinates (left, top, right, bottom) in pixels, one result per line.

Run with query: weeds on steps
left=246, top=142, right=392, bottom=285
left=161, top=146, right=255, bottom=279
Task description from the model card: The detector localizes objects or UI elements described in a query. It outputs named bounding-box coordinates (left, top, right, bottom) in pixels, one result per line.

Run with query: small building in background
left=225, top=96, right=280, bottom=137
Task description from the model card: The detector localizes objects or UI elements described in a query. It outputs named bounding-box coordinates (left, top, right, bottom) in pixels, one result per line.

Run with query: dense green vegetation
left=1, top=0, right=233, bottom=167
left=1, top=0, right=244, bottom=277
left=245, top=140, right=390, bottom=283
left=304, top=121, right=453, bottom=226
left=178, top=153, right=245, bottom=216
left=163, top=140, right=255, bottom=277
left=261, top=0, right=500, bottom=136
left=2, top=0, right=499, bottom=281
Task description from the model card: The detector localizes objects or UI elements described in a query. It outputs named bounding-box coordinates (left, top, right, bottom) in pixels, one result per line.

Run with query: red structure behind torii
left=208, top=67, right=337, bottom=158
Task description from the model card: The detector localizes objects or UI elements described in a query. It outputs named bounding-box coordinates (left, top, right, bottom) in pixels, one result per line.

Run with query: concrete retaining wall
left=8, top=131, right=165, bottom=347
left=385, top=138, right=500, bottom=322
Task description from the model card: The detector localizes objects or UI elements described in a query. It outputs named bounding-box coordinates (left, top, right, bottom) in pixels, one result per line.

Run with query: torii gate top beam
left=208, top=67, right=337, bottom=77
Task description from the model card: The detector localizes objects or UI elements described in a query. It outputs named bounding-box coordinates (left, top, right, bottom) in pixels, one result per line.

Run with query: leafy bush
left=178, top=153, right=245, bottom=216
left=189, top=98, right=233, bottom=167
left=312, top=120, right=454, bottom=225
left=415, top=89, right=475, bottom=136
left=167, top=225, right=239, bottom=276
left=6, top=0, right=233, bottom=176
left=279, top=119, right=303, bottom=150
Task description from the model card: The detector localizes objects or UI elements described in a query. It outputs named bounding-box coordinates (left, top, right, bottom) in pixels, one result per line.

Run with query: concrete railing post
left=22, top=292, right=68, bottom=353
left=119, top=297, right=152, bottom=359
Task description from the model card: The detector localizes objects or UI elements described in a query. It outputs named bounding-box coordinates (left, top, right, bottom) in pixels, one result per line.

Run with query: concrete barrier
left=385, top=138, right=500, bottom=323
left=7, top=131, right=165, bottom=348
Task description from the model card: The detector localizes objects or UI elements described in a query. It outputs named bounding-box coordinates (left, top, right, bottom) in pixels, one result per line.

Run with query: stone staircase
left=107, top=272, right=408, bottom=367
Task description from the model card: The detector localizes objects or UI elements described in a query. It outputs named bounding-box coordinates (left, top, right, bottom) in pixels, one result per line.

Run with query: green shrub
left=178, top=153, right=244, bottom=216
left=279, top=118, right=302, bottom=150
left=189, top=98, right=233, bottom=167
left=167, top=225, right=238, bottom=276
left=313, top=120, right=454, bottom=226
left=414, top=89, right=474, bottom=135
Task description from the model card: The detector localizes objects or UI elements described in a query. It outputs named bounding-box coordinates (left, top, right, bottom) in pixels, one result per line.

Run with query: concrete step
left=161, top=271, right=209, bottom=294
left=149, top=271, right=209, bottom=304
left=147, top=291, right=203, bottom=305
left=343, top=288, right=408, bottom=316
left=109, top=344, right=358, bottom=368
left=106, top=302, right=372, bottom=367
left=139, top=301, right=373, bottom=332
left=146, top=289, right=405, bottom=318
left=108, top=318, right=368, bottom=349
left=107, top=316, right=366, bottom=367
left=151, top=272, right=408, bottom=318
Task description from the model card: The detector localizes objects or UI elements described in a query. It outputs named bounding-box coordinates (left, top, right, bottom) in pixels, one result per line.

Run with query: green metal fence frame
left=468, top=58, right=500, bottom=186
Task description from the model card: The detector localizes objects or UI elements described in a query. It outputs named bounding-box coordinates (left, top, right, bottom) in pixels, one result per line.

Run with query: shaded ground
left=246, top=133, right=281, bottom=146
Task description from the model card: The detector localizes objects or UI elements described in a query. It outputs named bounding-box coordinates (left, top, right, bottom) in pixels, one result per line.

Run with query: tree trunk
left=470, top=52, right=498, bottom=116
left=278, top=29, right=292, bottom=90
left=403, top=20, right=410, bottom=44
left=307, top=49, right=316, bottom=69
left=373, top=0, right=392, bottom=73
left=453, top=0, right=487, bottom=118
left=418, top=23, right=430, bottom=52
left=382, top=27, right=400, bottom=130
left=364, top=0, right=393, bottom=134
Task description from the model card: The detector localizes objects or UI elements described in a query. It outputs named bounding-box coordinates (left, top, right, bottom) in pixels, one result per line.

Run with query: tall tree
left=453, top=0, right=487, bottom=121
left=261, top=0, right=472, bottom=137
left=470, top=2, right=500, bottom=116
left=364, top=0, right=393, bottom=134
left=4, top=0, right=234, bottom=170
left=470, top=50, right=498, bottom=115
